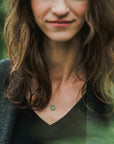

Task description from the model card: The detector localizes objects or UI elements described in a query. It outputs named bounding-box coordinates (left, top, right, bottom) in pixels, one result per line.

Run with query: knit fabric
left=0, top=59, right=114, bottom=144
left=0, top=59, right=16, bottom=144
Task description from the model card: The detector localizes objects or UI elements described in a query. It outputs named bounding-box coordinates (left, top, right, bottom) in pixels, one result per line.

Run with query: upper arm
left=0, top=59, right=10, bottom=94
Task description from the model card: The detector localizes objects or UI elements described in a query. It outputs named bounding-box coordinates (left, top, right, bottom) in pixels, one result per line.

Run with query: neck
left=43, top=36, right=81, bottom=83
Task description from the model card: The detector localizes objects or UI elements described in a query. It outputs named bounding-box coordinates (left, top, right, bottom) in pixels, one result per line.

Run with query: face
left=30, top=0, right=88, bottom=42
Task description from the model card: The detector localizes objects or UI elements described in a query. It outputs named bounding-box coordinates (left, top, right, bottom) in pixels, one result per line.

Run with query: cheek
left=31, top=1, right=46, bottom=18
left=73, top=2, right=88, bottom=17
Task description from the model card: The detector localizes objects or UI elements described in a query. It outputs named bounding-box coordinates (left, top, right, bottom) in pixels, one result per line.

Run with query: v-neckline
left=30, top=94, right=86, bottom=126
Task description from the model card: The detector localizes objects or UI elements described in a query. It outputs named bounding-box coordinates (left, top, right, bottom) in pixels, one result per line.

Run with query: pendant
left=50, top=104, right=56, bottom=111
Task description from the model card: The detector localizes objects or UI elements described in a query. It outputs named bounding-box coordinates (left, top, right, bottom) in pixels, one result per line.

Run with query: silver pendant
left=50, top=104, right=56, bottom=111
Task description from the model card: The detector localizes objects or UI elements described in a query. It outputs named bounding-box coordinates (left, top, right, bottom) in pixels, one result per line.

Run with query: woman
left=0, top=0, right=114, bottom=143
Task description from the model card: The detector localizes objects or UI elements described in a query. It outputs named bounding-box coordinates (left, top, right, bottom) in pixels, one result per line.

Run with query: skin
left=31, top=0, right=88, bottom=42
left=30, top=0, right=88, bottom=125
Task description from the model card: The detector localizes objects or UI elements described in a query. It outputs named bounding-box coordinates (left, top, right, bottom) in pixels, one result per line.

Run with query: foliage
left=0, top=0, right=8, bottom=60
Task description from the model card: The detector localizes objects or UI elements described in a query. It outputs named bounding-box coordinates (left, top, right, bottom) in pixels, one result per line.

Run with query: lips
left=46, top=20, right=75, bottom=28
left=46, top=20, right=75, bottom=23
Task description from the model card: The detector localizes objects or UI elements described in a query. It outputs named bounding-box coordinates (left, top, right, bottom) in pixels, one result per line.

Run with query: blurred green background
left=0, top=0, right=8, bottom=60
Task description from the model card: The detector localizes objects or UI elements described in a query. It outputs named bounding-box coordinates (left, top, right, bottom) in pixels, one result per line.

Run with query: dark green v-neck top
left=11, top=94, right=87, bottom=144
left=0, top=59, right=114, bottom=144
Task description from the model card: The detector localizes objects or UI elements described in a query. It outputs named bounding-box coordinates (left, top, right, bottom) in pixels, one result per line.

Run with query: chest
left=11, top=100, right=87, bottom=144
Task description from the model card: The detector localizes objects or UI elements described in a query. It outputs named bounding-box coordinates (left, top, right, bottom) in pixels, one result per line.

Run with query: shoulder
left=0, top=59, right=11, bottom=98
left=0, top=59, right=17, bottom=144
left=0, top=59, right=10, bottom=73
left=0, top=59, right=11, bottom=85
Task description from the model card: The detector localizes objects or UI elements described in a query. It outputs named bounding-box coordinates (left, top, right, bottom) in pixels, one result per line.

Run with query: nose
left=51, top=0, right=69, bottom=17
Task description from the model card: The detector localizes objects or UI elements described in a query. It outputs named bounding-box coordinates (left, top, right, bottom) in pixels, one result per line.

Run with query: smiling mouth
left=46, top=20, right=75, bottom=24
left=46, top=20, right=75, bottom=28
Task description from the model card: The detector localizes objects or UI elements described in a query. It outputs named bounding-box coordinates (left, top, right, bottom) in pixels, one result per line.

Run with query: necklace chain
left=31, top=77, right=77, bottom=111
left=49, top=76, right=77, bottom=111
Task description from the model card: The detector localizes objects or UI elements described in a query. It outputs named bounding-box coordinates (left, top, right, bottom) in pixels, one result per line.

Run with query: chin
left=50, top=37, right=72, bottom=42
left=46, top=32, right=78, bottom=42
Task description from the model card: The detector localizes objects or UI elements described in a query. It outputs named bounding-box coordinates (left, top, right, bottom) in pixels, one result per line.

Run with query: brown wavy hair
left=4, top=0, right=114, bottom=113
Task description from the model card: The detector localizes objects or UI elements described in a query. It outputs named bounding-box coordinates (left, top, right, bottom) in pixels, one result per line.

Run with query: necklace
left=49, top=77, right=77, bottom=111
